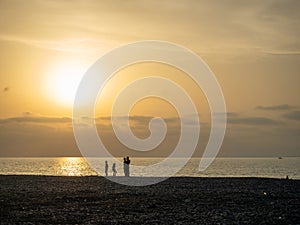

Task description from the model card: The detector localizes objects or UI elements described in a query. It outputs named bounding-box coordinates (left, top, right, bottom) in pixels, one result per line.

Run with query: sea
left=0, top=157, right=299, bottom=179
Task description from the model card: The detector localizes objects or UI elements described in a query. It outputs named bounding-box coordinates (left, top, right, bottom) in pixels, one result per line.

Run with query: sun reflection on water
left=58, top=157, right=90, bottom=176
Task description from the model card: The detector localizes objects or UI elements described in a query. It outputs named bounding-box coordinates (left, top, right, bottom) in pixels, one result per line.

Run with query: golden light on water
left=58, top=157, right=88, bottom=176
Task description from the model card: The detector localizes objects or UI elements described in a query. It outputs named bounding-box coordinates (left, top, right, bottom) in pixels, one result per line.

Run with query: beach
left=0, top=175, right=299, bottom=224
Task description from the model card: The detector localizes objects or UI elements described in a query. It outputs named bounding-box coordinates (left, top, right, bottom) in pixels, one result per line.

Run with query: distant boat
left=278, top=157, right=283, bottom=159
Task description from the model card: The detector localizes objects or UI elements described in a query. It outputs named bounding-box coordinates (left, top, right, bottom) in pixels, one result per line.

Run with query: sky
left=0, top=0, right=299, bottom=157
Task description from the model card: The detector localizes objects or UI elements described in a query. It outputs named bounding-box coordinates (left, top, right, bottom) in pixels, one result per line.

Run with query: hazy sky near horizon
left=0, top=0, right=299, bottom=157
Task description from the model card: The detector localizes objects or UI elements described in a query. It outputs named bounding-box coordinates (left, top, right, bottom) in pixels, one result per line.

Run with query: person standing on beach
left=123, top=157, right=131, bottom=176
left=123, top=157, right=127, bottom=176
left=125, top=156, right=131, bottom=177
left=105, top=161, right=108, bottom=177
left=112, top=163, right=117, bottom=176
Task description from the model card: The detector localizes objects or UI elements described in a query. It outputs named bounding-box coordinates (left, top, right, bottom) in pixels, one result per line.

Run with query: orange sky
left=0, top=0, right=299, bottom=157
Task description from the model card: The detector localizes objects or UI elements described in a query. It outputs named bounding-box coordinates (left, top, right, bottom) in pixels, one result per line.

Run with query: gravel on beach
left=0, top=175, right=299, bottom=224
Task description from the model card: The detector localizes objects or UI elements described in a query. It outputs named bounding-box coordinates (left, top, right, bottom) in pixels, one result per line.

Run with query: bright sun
left=46, top=60, right=87, bottom=106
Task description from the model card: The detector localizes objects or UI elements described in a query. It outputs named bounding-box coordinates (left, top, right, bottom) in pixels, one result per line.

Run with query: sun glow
left=59, top=157, right=87, bottom=176
left=46, top=60, right=87, bottom=106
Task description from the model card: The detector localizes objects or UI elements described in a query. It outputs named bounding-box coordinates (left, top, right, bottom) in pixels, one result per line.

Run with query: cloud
left=262, top=51, right=300, bottom=56
left=0, top=122, right=79, bottom=157
left=226, top=112, right=239, bottom=117
left=98, top=114, right=281, bottom=127
left=215, top=112, right=281, bottom=126
left=228, top=116, right=280, bottom=126
left=0, top=115, right=181, bottom=127
left=256, top=104, right=297, bottom=111
left=213, top=112, right=239, bottom=118
left=282, top=110, right=300, bottom=121
left=0, top=34, right=112, bottom=54
left=0, top=113, right=299, bottom=157
left=0, top=0, right=299, bottom=57
left=97, top=115, right=180, bottom=123
left=0, top=116, right=71, bottom=124
left=0, top=113, right=285, bottom=129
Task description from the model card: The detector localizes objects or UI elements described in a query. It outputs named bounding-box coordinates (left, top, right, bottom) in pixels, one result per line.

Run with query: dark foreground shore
left=0, top=176, right=299, bottom=224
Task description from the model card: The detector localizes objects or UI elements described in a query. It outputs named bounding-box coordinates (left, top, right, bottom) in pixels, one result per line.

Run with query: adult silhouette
left=105, top=161, right=108, bottom=176
left=123, top=157, right=127, bottom=176
left=124, top=156, right=131, bottom=177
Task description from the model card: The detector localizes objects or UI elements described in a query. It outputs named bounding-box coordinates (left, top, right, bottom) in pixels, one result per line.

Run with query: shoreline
left=0, top=174, right=298, bottom=181
left=1, top=174, right=298, bottom=181
left=1, top=175, right=299, bottom=224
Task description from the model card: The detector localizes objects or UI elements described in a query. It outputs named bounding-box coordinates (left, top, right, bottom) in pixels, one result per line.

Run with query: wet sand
left=0, top=175, right=299, bottom=224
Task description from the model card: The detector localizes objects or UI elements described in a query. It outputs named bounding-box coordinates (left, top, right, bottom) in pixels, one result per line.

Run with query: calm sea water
left=0, top=157, right=299, bottom=179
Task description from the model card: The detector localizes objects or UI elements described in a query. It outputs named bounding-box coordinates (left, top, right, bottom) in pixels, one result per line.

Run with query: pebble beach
left=0, top=175, right=299, bottom=224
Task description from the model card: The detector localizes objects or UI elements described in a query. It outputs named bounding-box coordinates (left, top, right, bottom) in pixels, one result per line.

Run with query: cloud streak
left=256, top=104, right=298, bottom=111
left=0, top=34, right=112, bottom=54
left=282, top=110, right=300, bottom=121
left=0, top=0, right=299, bottom=56
left=0, top=116, right=71, bottom=124
left=0, top=113, right=284, bottom=127
left=228, top=117, right=281, bottom=126
left=0, top=111, right=299, bottom=157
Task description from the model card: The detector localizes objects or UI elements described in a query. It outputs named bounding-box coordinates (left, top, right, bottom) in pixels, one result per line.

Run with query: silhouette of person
left=123, top=157, right=128, bottom=176
left=125, top=156, right=131, bottom=177
left=112, top=163, right=117, bottom=176
left=105, top=161, right=108, bottom=177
